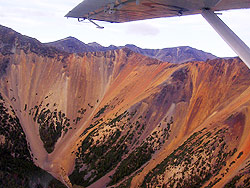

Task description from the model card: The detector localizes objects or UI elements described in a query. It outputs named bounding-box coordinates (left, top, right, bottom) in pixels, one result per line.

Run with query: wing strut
left=87, top=18, right=104, bottom=29
left=201, top=9, right=250, bottom=69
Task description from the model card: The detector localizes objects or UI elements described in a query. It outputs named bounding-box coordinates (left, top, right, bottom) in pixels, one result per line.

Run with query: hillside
left=1, top=24, right=250, bottom=188
left=46, top=37, right=216, bottom=64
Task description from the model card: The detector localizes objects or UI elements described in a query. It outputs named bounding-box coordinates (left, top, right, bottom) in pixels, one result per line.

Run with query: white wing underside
left=65, top=0, right=250, bottom=23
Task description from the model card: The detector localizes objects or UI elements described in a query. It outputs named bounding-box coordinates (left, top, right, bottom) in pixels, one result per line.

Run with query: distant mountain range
left=45, top=36, right=217, bottom=64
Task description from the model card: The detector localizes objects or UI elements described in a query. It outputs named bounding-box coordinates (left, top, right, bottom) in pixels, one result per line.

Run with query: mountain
left=124, top=44, right=217, bottom=64
left=1, top=24, right=250, bottom=188
left=46, top=37, right=216, bottom=64
left=44, top=37, right=117, bottom=53
left=44, top=36, right=94, bottom=53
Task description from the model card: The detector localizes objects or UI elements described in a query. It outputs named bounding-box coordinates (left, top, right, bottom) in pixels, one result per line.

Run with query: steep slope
left=46, top=37, right=216, bottom=64
left=1, top=24, right=250, bottom=188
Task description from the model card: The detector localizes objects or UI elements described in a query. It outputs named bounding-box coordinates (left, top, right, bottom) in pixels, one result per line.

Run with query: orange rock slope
left=1, top=27, right=250, bottom=188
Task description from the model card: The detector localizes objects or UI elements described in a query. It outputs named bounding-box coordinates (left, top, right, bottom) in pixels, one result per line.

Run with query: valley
left=1, top=25, right=250, bottom=188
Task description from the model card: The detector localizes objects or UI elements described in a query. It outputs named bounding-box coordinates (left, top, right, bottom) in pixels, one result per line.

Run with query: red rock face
left=1, top=25, right=250, bottom=188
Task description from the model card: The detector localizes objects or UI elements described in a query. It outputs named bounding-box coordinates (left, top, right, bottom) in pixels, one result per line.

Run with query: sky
left=0, top=0, right=250, bottom=57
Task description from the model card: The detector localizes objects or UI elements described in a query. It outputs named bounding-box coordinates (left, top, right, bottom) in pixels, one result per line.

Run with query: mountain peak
left=66, top=36, right=77, bottom=39
left=45, top=37, right=217, bottom=63
left=0, top=24, right=64, bottom=57
left=45, top=36, right=90, bottom=53
left=125, top=44, right=138, bottom=48
left=63, top=36, right=82, bottom=42
left=87, top=42, right=103, bottom=48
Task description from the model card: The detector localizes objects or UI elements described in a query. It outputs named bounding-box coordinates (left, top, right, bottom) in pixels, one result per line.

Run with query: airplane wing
left=65, top=0, right=250, bottom=23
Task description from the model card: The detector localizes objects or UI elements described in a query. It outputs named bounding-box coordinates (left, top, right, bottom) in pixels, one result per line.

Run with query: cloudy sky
left=0, top=0, right=250, bottom=57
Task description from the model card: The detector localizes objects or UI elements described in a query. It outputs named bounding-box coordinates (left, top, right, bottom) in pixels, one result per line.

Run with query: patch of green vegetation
left=224, top=175, right=242, bottom=188
left=94, top=105, right=109, bottom=119
left=72, top=109, right=174, bottom=187
left=29, top=103, right=73, bottom=153
left=0, top=96, right=31, bottom=160
left=71, top=125, right=127, bottom=186
left=108, top=111, right=129, bottom=127
left=117, top=177, right=133, bottom=188
left=109, top=142, right=154, bottom=185
left=72, top=108, right=88, bottom=125
left=70, top=170, right=89, bottom=187
left=81, top=118, right=104, bottom=136
left=24, top=104, right=27, bottom=111
left=0, top=92, right=63, bottom=187
left=141, top=127, right=235, bottom=187
left=237, top=151, right=243, bottom=159
left=78, top=108, right=86, bottom=115
left=0, top=153, right=52, bottom=188
left=37, top=108, right=67, bottom=153
left=71, top=109, right=142, bottom=186
left=224, top=158, right=250, bottom=188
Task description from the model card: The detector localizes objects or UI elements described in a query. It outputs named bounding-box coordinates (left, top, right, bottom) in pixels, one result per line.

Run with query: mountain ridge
left=0, top=25, right=67, bottom=57
left=45, top=36, right=217, bottom=64
left=1, top=24, right=217, bottom=64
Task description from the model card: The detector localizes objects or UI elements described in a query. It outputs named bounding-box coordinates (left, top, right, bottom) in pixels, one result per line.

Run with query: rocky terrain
left=44, top=37, right=117, bottom=54
left=1, top=24, right=250, bottom=188
left=46, top=37, right=216, bottom=64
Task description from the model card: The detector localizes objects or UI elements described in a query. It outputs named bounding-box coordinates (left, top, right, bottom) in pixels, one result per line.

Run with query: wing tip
left=65, top=11, right=73, bottom=18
